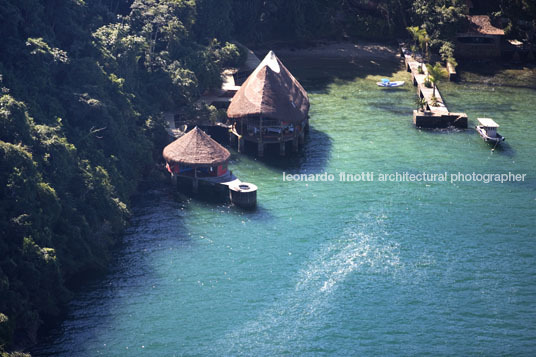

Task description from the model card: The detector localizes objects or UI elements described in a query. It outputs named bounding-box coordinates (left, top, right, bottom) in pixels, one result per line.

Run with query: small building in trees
left=163, top=127, right=230, bottom=192
left=233, top=45, right=261, bottom=85
left=456, top=15, right=505, bottom=58
left=227, top=51, right=310, bottom=157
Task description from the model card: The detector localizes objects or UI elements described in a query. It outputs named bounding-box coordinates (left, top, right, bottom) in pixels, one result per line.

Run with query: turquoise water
left=34, top=57, right=536, bottom=356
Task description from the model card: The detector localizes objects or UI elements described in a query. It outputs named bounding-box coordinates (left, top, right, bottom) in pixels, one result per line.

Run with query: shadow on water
left=227, top=202, right=276, bottom=221
left=280, top=56, right=405, bottom=93
left=418, top=126, right=517, bottom=157
left=184, top=189, right=277, bottom=221
left=376, top=87, right=408, bottom=92
left=235, top=126, right=333, bottom=174
left=370, top=102, right=412, bottom=116
left=165, top=175, right=277, bottom=221
left=417, top=126, right=471, bottom=135
left=477, top=140, right=516, bottom=158
left=457, top=61, right=536, bottom=90
left=31, top=185, right=193, bottom=356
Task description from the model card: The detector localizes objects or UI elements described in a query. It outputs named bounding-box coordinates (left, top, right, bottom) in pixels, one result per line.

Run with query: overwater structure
left=163, top=127, right=257, bottom=208
left=227, top=51, right=310, bottom=157
left=400, top=45, right=468, bottom=129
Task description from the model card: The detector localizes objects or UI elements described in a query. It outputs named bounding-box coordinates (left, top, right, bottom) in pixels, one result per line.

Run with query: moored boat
left=376, top=78, right=405, bottom=87
left=475, top=118, right=505, bottom=144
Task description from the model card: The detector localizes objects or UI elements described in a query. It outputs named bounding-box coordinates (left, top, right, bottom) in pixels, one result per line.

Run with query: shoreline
left=253, top=41, right=400, bottom=61
left=252, top=41, right=536, bottom=89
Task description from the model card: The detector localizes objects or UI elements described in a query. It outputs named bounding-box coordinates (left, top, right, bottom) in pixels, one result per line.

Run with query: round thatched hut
left=163, top=127, right=230, bottom=191
left=227, top=50, right=310, bottom=157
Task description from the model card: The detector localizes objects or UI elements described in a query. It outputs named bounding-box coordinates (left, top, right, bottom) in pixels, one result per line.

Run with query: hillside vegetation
left=0, top=0, right=534, bottom=354
left=0, top=0, right=242, bottom=351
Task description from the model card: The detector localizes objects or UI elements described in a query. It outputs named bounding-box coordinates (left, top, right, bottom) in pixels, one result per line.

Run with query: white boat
left=475, top=118, right=505, bottom=144
left=376, top=78, right=405, bottom=87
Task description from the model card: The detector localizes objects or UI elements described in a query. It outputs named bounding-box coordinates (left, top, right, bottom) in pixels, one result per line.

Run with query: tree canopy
left=0, top=0, right=244, bottom=352
left=0, top=0, right=531, bottom=354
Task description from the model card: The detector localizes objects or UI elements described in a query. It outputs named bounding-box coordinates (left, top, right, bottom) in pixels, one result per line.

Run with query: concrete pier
left=205, top=173, right=257, bottom=209
left=412, top=110, right=467, bottom=128
left=229, top=182, right=257, bottom=210
left=400, top=44, right=467, bottom=129
left=447, top=62, right=457, bottom=81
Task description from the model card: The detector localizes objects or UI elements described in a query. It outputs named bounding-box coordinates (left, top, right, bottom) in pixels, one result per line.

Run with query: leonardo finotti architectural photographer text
left=282, top=171, right=527, bottom=184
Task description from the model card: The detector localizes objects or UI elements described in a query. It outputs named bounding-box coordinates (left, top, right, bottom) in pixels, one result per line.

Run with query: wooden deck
left=199, top=171, right=242, bottom=186
left=400, top=44, right=467, bottom=128
left=163, top=45, right=260, bottom=138
left=174, top=171, right=257, bottom=208
left=164, top=112, right=186, bottom=138
left=221, top=69, right=241, bottom=92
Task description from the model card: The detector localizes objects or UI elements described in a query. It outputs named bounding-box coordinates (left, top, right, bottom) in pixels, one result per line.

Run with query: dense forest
left=0, top=0, right=534, bottom=355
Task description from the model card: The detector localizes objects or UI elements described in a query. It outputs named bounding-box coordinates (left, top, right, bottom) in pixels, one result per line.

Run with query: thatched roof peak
left=227, top=51, right=309, bottom=123
left=162, top=127, right=230, bottom=167
left=257, top=50, right=281, bottom=73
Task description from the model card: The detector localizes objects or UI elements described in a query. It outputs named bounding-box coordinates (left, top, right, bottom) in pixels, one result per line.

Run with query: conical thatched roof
left=163, top=127, right=230, bottom=167
left=227, top=51, right=309, bottom=123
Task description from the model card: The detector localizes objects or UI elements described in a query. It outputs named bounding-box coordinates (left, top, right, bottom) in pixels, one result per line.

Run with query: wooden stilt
left=279, top=141, right=286, bottom=156
left=292, top=132, right=299, bottom=152
left=258, top=115, right=264, bottom=157
left=229, top=131, right=235, bottom=147
left=193, top=168, right=198, bottom=193
left=292, top=139, right=299, bottom=152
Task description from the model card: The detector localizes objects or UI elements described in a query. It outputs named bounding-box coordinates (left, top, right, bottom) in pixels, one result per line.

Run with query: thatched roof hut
left=163, top=127, right=230, bottom=167
left=456, top=15, right=505, bottom=58
left=227, top=51, right=309, bottom=123
left=465, top=15, right=505, bottom=36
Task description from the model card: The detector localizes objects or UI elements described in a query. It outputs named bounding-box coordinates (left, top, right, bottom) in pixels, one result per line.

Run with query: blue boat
left=377, top=78, right=405, bottom=87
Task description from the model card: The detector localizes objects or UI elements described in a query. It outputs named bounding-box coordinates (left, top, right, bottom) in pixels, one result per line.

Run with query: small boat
left=475, top=118, right=505, bottom=144
left=376, top=78, right=405, bottom=87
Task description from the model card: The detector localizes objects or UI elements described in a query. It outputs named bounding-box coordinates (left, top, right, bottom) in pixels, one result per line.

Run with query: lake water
left=33, top=56, right=536, bottom=356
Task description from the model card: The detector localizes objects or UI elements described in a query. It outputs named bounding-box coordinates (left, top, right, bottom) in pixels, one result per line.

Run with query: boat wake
left=214, top=212, right=402, bottom=355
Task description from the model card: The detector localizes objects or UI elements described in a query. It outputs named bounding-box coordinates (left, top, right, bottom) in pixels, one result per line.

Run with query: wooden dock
left=174, top=171, right=257, bottom=209
left=400, top=44, right=467, bottom=129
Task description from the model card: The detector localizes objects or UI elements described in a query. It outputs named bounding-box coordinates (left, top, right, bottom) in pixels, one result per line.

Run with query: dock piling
left=292, top=137, right=299, bottom=152
left=229, top=182, right=257, bottom=209
left=279, top=141, right=286, bottom=156
left=192, top=178, right=199, bottom=194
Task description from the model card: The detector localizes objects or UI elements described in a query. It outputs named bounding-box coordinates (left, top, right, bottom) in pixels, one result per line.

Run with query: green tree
left=439, top=41, right=457, bottom=67
left=412, top=0, right=468, bottom=50
left=407, top=26, right=421, bottom=49
left=406, top=26, right=430, bottom=58
left=419, top=28, right=430, bottom=60
left=194, top=0, right=233, bottom=43
left=426, top=62, right=447, bottom=98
